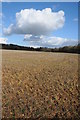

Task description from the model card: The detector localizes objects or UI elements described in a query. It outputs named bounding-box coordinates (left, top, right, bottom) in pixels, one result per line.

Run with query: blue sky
left=2, top=2, right=78, bottom=48
left=2, top=0, right=79, bottom=2
left=0, top=2, right=2, bottom=35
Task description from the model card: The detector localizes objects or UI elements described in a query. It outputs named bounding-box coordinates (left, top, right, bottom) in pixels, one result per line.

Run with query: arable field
left=2, top=50, right=79, bottom=119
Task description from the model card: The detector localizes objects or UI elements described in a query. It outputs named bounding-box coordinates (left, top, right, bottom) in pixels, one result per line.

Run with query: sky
left=1, top=0, right=79, bottom=2
left=0, top=2, right=78, bottom=48
left=0, top=2, right=2, bottom=35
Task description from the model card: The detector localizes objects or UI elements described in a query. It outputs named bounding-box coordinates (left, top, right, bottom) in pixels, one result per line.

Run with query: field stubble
left=2, top=50, right=79, bottom=119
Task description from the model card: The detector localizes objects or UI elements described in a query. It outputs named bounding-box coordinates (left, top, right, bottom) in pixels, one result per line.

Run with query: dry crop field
left=2, top=50, right=79, bottom=119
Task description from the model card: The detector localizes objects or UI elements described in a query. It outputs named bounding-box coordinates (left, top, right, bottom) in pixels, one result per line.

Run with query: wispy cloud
left=0, top=37, right=7, bottom=44
left=73, top=18, right=78, bottom=22
left=0, top=12, right=2, bottom=17
left=24, top=35, right=77, bottom=48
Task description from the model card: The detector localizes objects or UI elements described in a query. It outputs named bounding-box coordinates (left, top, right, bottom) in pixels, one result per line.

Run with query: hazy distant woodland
left=1, top=44, right=80, bottom=54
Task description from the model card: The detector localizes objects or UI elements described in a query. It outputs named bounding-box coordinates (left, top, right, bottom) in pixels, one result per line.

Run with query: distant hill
left=0, top=43, right=80, bottom=54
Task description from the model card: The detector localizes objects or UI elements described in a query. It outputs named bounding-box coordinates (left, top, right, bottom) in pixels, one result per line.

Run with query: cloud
left=24, top=35, right=77, bottom=48
left=0, top=13, right=2, bottom=17
left=0, top=37, right=7, bottom=44
left=73, top=18, right=78, bottom=22
left=0, top=13, right=2, bottom=21
left=3, top=8, right=77, bottom=48
left=4, top=8, right=65, bottom=36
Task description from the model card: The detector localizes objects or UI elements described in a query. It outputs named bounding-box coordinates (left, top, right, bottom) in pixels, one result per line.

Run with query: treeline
left=0, top=43, right=80, bottom=54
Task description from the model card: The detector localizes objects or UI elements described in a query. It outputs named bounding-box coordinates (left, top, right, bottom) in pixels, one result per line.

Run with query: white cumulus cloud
left=4, top=8, right=65, bottom=36
left=0, top=37, right=7, bottom=44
